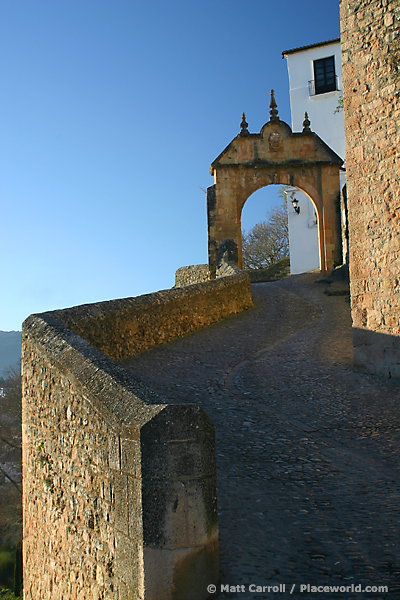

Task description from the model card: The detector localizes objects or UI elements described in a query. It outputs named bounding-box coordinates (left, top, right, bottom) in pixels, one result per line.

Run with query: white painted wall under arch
left=285, top=187, right=320, bottom=275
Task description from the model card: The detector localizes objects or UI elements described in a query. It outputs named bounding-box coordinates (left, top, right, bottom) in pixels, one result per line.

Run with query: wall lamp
left=290, top=192, right=300, bottom=214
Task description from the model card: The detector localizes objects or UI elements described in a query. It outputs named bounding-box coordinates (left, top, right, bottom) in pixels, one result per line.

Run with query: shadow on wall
left=353, top=328, right=400, bottom=379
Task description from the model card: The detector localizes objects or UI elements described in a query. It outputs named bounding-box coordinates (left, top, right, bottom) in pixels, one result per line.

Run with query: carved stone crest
left=268, top=132, right=283, bottom=152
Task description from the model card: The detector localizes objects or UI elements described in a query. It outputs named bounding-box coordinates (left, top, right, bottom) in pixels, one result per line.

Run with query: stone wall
left=22, top=274, right=252, bottom=599
left=340, top=0, right=400, bottom=377
left=48, top=271, right=252, bottom=363
left=174, top=261, right=243, bottom=288
left=175, top=265, right=210, bottom=287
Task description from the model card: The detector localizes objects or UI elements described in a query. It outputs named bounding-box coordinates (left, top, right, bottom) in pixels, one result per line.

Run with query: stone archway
left=207, top=91, right=343, bottom=276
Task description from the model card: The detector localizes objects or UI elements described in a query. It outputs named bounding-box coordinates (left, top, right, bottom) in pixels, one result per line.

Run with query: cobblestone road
left=123, top=274, right=400, bottom=600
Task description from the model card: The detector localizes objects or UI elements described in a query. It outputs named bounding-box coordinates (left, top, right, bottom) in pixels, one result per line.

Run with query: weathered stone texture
left=340, top=0, right=400, bottom=376
left=208, top=108, right=343, bottom=276
left=22, top=274, right=253, bottom=599
left=175, top=261, right=243, bottom=287
left=22, top=316, right=219, bottom=599
left=46, top=272, right=252, bottom=363
left=175, top=265, right=210, bottom=287
left=22, top=320, right=148, bottom=600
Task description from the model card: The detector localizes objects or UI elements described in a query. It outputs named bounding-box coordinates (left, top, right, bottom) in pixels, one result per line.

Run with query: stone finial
left=302, top=112, right=311, bottom=133
left=240, top=112, right=249, bottom=136
left=269, top=89, right=279, bottom=122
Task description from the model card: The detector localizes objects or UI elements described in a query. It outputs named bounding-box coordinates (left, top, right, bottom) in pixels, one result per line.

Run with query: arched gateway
left=207, top=91, right=343, bottom=276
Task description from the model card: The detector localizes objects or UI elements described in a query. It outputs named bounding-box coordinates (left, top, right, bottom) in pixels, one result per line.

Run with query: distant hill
left=0, top=331, right=21, bottom=378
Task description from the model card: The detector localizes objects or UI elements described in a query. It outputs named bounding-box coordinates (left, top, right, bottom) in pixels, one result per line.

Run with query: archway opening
left=239, top=184, right=321, bottom=275
left=240, top=185, right=289, bottom=271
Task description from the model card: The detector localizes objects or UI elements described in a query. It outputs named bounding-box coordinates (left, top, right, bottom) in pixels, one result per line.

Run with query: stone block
left=386, top=363, right=400, bottom=378
left=142, top=475, right=218, bottom=549
left=121, top=439, right=140, bottom=477
left=143, top=539, right=219, bottom=600
left=141, top=438, right=215, bottom=481
left=112, top=472, right=128, bottom=536
left=127, top=475, right=142, bottom=540
left=114, top=532, right=142, bottom=596
left=108, top=433, right=121, bottom=470
left=140, top=404, right=215, bottom=446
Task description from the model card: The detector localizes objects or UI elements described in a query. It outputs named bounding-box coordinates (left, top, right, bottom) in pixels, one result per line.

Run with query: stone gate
left=207, top=91, right=343, bottom=276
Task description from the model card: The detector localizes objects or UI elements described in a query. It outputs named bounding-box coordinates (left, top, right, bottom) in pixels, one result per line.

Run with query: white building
left=282, top=39, right=345, bottom=274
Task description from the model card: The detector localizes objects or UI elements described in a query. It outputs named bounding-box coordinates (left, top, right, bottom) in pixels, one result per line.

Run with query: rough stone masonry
left=340, top=0, right=400, bottom=377
left=21, top=273, right=252, bottom=600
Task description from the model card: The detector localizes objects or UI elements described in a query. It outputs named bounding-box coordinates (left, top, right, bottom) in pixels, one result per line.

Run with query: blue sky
left=1, top=0, right=340, bottom=331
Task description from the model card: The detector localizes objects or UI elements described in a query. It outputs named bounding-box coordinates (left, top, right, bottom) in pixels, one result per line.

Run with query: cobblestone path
left=123, top=274, right=400, bottom=600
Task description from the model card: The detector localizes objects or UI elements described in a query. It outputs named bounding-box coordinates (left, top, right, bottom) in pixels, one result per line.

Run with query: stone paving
left=122, top=273, right=400, bottom=600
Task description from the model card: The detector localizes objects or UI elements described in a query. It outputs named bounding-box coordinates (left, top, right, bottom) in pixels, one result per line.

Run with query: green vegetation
left=334, top=95, right=344, bottom=113
left=0, top=590, right=22, bottom=600
left=0, top=542, right=21, bottom=597
left=0, top=547, right=14, bottom=590
left=13, top=540, right=22, bottom=597
left=0, top=365, right=22, bottom=598
left=0, top=540, right=22, bottom=600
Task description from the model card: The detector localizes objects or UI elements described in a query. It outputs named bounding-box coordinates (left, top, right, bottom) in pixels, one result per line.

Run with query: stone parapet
left=22, top=314, right=219, bottom=600
left=175, top=261, right=244, bottom=287
left=22, top=273, right=252, bottom=599
left=216, top=261, right=243, bottom=278
left=45, top=272, right=252, bottom=363
left=175, top=264, right=210, bottom=287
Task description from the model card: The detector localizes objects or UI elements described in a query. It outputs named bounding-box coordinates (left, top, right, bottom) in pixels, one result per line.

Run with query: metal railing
left=308, top=76, right=340, bottom=96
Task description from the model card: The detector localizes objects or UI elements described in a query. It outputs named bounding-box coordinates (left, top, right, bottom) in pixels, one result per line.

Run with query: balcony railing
left=308, top=76, right=340, bottom=96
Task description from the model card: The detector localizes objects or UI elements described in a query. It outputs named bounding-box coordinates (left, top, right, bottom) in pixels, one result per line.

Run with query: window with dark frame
left=313, top=56, right=336, bottom=94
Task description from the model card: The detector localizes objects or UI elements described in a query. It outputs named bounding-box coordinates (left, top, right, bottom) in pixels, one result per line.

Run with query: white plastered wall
left=284, top=41, right=345, bottom=274
left=285, top=41, right=345, bottom=159
left=285, top=188, right=320, bottom=275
